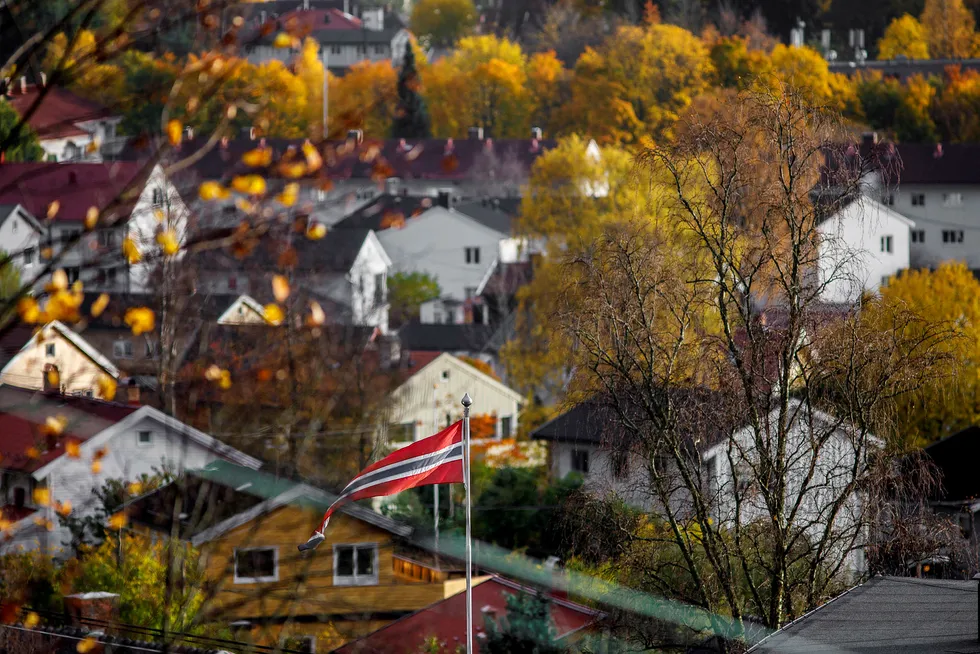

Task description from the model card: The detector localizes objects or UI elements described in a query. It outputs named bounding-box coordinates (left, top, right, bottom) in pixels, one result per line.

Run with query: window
left=880, top=235, right=893, bottom=253
left=942, top=229, right=965, bottom=244
left=145, top=340, right=161, bottom=358
left=330, top=45, right=341, bottom=54
left=373, top=272, right=385, bottom=306
left=98, top=231, right=114, bottom=248
left=570, top=448, right=590, bottom=475
left=234, top=547, right=279, bottom=583
left=911, top=193, right=926, bottom=206
left=46, top=154, right=58, bottom=162
left=882, top=193, right=894, bottom=206
left=944, top=192, right=963, bottom=207
left=501, top=416, right=512, bottom=437
left=137, top=430, right=152, bottom=446
left=445, top=413, right=452, bottom=427
left=433, top=310, right=443, bottom=323
left=227, top=276, right=238, bottom=291
left=23, top=247, right=34, bottom=265
left=881, top=275, right=890, bottom=287
left=107, top=268, right=117, bottom=286
left=151, top=187, right=164, bottom=206
left=356, top=45, right=367, bottom=54
left=393, top=422, right=415, bottom=441
left=465, top=247, right=481, bottom=264
left=61, top=229, right=80, bottom=245
left=13, top=487, right=25, bottom=508
left=441, top=369, right=449, bottom=381
left=374, top=45, right=385, bottom=54
left=11, top=219, right=16, bottom=233
left=66, top=267, right=80, bottom=284
left=911, top=229, right=925, bottom=243
left=45, top=343, right=55, bottom=357
left=333, top=543, right=378, bottom=585
left=113, top=340, right=134, bottom=358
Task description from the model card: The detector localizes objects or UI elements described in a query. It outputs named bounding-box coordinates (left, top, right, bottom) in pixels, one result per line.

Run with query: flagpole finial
left=461, top=393, right=472, bottom=408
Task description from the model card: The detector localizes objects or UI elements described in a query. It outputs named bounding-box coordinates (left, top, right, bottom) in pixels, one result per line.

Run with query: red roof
left=280, top=8, right=363, bottom=30
left=0, top=385, right=139, bottom=473
left=335, top=576, right=598, bottom=653
left=403, top=350, right=441, bottom=376
left=4, top=85, right=113, bottom=140
left=0, top=162, right=147, bottom=222
left=0, top=505, right=36, bottom=522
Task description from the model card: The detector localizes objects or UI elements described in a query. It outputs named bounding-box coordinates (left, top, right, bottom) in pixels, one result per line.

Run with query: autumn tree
left=864, top=262, right=980, bottom=445
left=392, top=41, right=432, bottom=139
left=410, top=0, right=477, bottom=49
left=877, top=14, right=930, bottom=60
left=0, top=100, right=43, bottom=161
left=535, top=87, right=955, bottom=643
left=921, top=0, right=977, bottom=59
left=559, top=23, right=713, bottom=143
left=328, top=60, right=398, bottom=138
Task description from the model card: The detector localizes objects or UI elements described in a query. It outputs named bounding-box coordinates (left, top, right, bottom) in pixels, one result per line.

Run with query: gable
left=352, top=231, right=393, bottom=271
left=380, top=207, right=507, bottom=250
left=394, top=353, right=523, bottom=412
left=217, top=295, right=270, bottom=325
left=215, top=501, right=394, bottom=550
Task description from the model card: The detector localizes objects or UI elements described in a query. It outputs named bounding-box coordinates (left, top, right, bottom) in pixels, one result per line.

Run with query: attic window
left=137, top=430, right=152, bottom=446
left=45, top=343, right=55, bottom=357
left=441, top=370, right=449, bottom=381
left=333, top=543, right=378, bottom=586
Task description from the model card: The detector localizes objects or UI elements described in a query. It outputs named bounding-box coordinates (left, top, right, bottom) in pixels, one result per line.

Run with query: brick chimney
left=64, top=592, right=119, bottom=632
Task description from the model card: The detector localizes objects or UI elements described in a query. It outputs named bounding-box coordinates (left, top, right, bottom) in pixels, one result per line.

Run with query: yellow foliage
left=327, top=60, right=397, bottom=138
left=921, top=0, right=976, bottom=59
left=878, top=14, right=930, bottom=60
left=124, top=307, right=155, bottom=335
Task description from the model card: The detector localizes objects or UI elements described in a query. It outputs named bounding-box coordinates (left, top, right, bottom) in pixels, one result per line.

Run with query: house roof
left=335, top=575, right=599, bottom=653
left=748, top=576, right=980, bottom=653
left=925, top=425, right=980, bottom=501
left=332, top=194, right=438, bottom=230
left=195, top=227, right=375, bottom=275
left=456, top=198, right=521, bottom=235
left=406, top=353, right=523, bottom=403
left=2, top=320, right=122, bottom=379
left=398, top=323, right=498, bottom=353
left=818, top=194, right=916, bottom=229
left=3, top=85, right=114, bottom=140
left=134, top=136, right=556, bottom=183
left=0, top=384, right=139, bottom=473
left=0, top=323, right=39, bottom=369
left=127, top=459, right=412, bottom=544
left=0, top=203, right=42, bottom=232
left=0, top=162, right=148, bottom=222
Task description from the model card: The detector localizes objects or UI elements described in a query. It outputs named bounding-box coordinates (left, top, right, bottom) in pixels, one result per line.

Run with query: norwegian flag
left=299, top=421, right=464, bottom=551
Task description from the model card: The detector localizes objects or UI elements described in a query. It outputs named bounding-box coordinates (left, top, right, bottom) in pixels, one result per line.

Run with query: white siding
left=817, top=196, right=913, bottom=304
left=378, top=207, right=504, bottom=301
left=889, top=184, right=980, bottom=268
left=0, top=207, right=42, bottom=280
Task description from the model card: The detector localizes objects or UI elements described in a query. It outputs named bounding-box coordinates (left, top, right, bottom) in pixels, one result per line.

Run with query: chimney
left=385, top=177, right=400, bottom=195
left=19, top=76, right=26, bottom=94
left=126, top=378, right=140, bottom=406
left=40, top=72, right=47, bottom=87
left=530, top=126, right=542, bottom=140
left=347, top=129, right=364, bottom=145
left=68, top=171, right=78, bottom=185
left=437, top=190, right=451, bottom=208
left=303, top=0, right=310, bottom=9
left=467, top=127, right=484, bottom=140
left=65, top=592, right=120, bottom=632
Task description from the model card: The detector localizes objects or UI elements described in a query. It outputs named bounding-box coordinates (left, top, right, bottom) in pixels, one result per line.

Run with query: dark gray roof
left=750, top=576, right=980, bottom=653
left=455, top=198, right=520, bottom=235
left=397, top=322, right=497, bottom=353
left=333, top=194, right=438, bottom=231
left=195, top=228, right=372, bottom=274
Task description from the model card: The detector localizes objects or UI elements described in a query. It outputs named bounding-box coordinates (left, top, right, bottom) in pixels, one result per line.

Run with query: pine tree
left=392, top=42, right=432, bottom=139
left=481, top=592, right=568, bottom=654
left=0, top=98, right=44, bottom=162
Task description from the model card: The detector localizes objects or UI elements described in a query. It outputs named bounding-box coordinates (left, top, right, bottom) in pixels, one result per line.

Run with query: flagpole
left=461, top=392, right=473, bottom=653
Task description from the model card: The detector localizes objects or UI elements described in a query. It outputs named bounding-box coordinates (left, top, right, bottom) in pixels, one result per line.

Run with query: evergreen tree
left=482, top=591, right=568, bottom=654
left=392, top=42, right=432, bottom=139
left=0, top=99, right=44, bottom=162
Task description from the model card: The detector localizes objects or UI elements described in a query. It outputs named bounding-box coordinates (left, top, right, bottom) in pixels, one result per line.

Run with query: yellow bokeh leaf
left=108, top=512, right=127, bottom=530
left=26, top=446, right=40, bottom=459
left=272, top=275, right=290, bottom=303
left=32, top=487, right=50, bottom=507
left=307, top=223, right=327, bottom=240
left=84, top=207, right=99, bottom=231
left=17, top=297, right=40, bottom=323
left=231, top=175, right=267, bottom=196
left=167, top=119, right=182, bottom=146
left=65, top=439, right=81, bottom=459
left=46, top=367, right=60, bottom=390
left=204, top=364, right=222, bottom=381
left=199, top=181, right=230, bottom=201
left=124, top=307, right=155, bottom=335
left=156, top=229, right=180, bottom=256
left=55, top=501, right=72, bottom=518
left=47, top=201, right=60, bottom=220
left=219, top=369, right=232, bottom=390
left=273, top=32, right=295, bottom=48
left=263, top=303, right=284, bottom=325
left=97, top=375, right=117, bottom=401
left=77, top=636, right=98, bottom=652
left=302, top=140, right=323, bottom=172
left=44, top=415, right=67, bottom=437
left=91, top=293, right=110, bottom=318
left=48, top=269, right=68, bottom=292
left=91, top=460, right=102, bottom=474
left=242, top=147, right=273, bottom=167
left=126, top=481, right=142, bottom=496
left=276, top=182, right=300, bottom=207
left=122, top=237, right=141, bottom=264
left=309, top=301, right=325, bottom=326
left=23, top=611, right=39, bottom=629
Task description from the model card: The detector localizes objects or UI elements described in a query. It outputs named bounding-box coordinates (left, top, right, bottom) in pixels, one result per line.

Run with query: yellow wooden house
left=129, top=460, right=466, bottom=652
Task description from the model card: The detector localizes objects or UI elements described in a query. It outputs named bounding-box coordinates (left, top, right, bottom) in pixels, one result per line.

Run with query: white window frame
left=332, top=543, right=379, bottom=586
left=234, top=546, right=280, bottom=584
left=137, top=430, right=153, bottom=446
left=880, top=235, right=893, bottom=253
left=113, top=340, right=134, bottom=358
left=944, top=192, right=963, bottom=208
left=45, top=342, right=56, bottom=357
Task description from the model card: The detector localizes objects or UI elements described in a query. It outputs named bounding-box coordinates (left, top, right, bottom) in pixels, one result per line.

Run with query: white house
left=0, top=321, right=120, bottom=399
left=387, top=353, right=523, bottom=444
left=197, top=228, right=392, bottom=332
left=816, top=195, right=914, bottom=304
left=0, top=204, right=43, bottom=280
left=216, top=294, right=272, bottom=326
left=0, top=162, right=190, bottom=293
left=0, top=385, right=261, bottom=554
left=4, top=81, right=124, bottom=161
